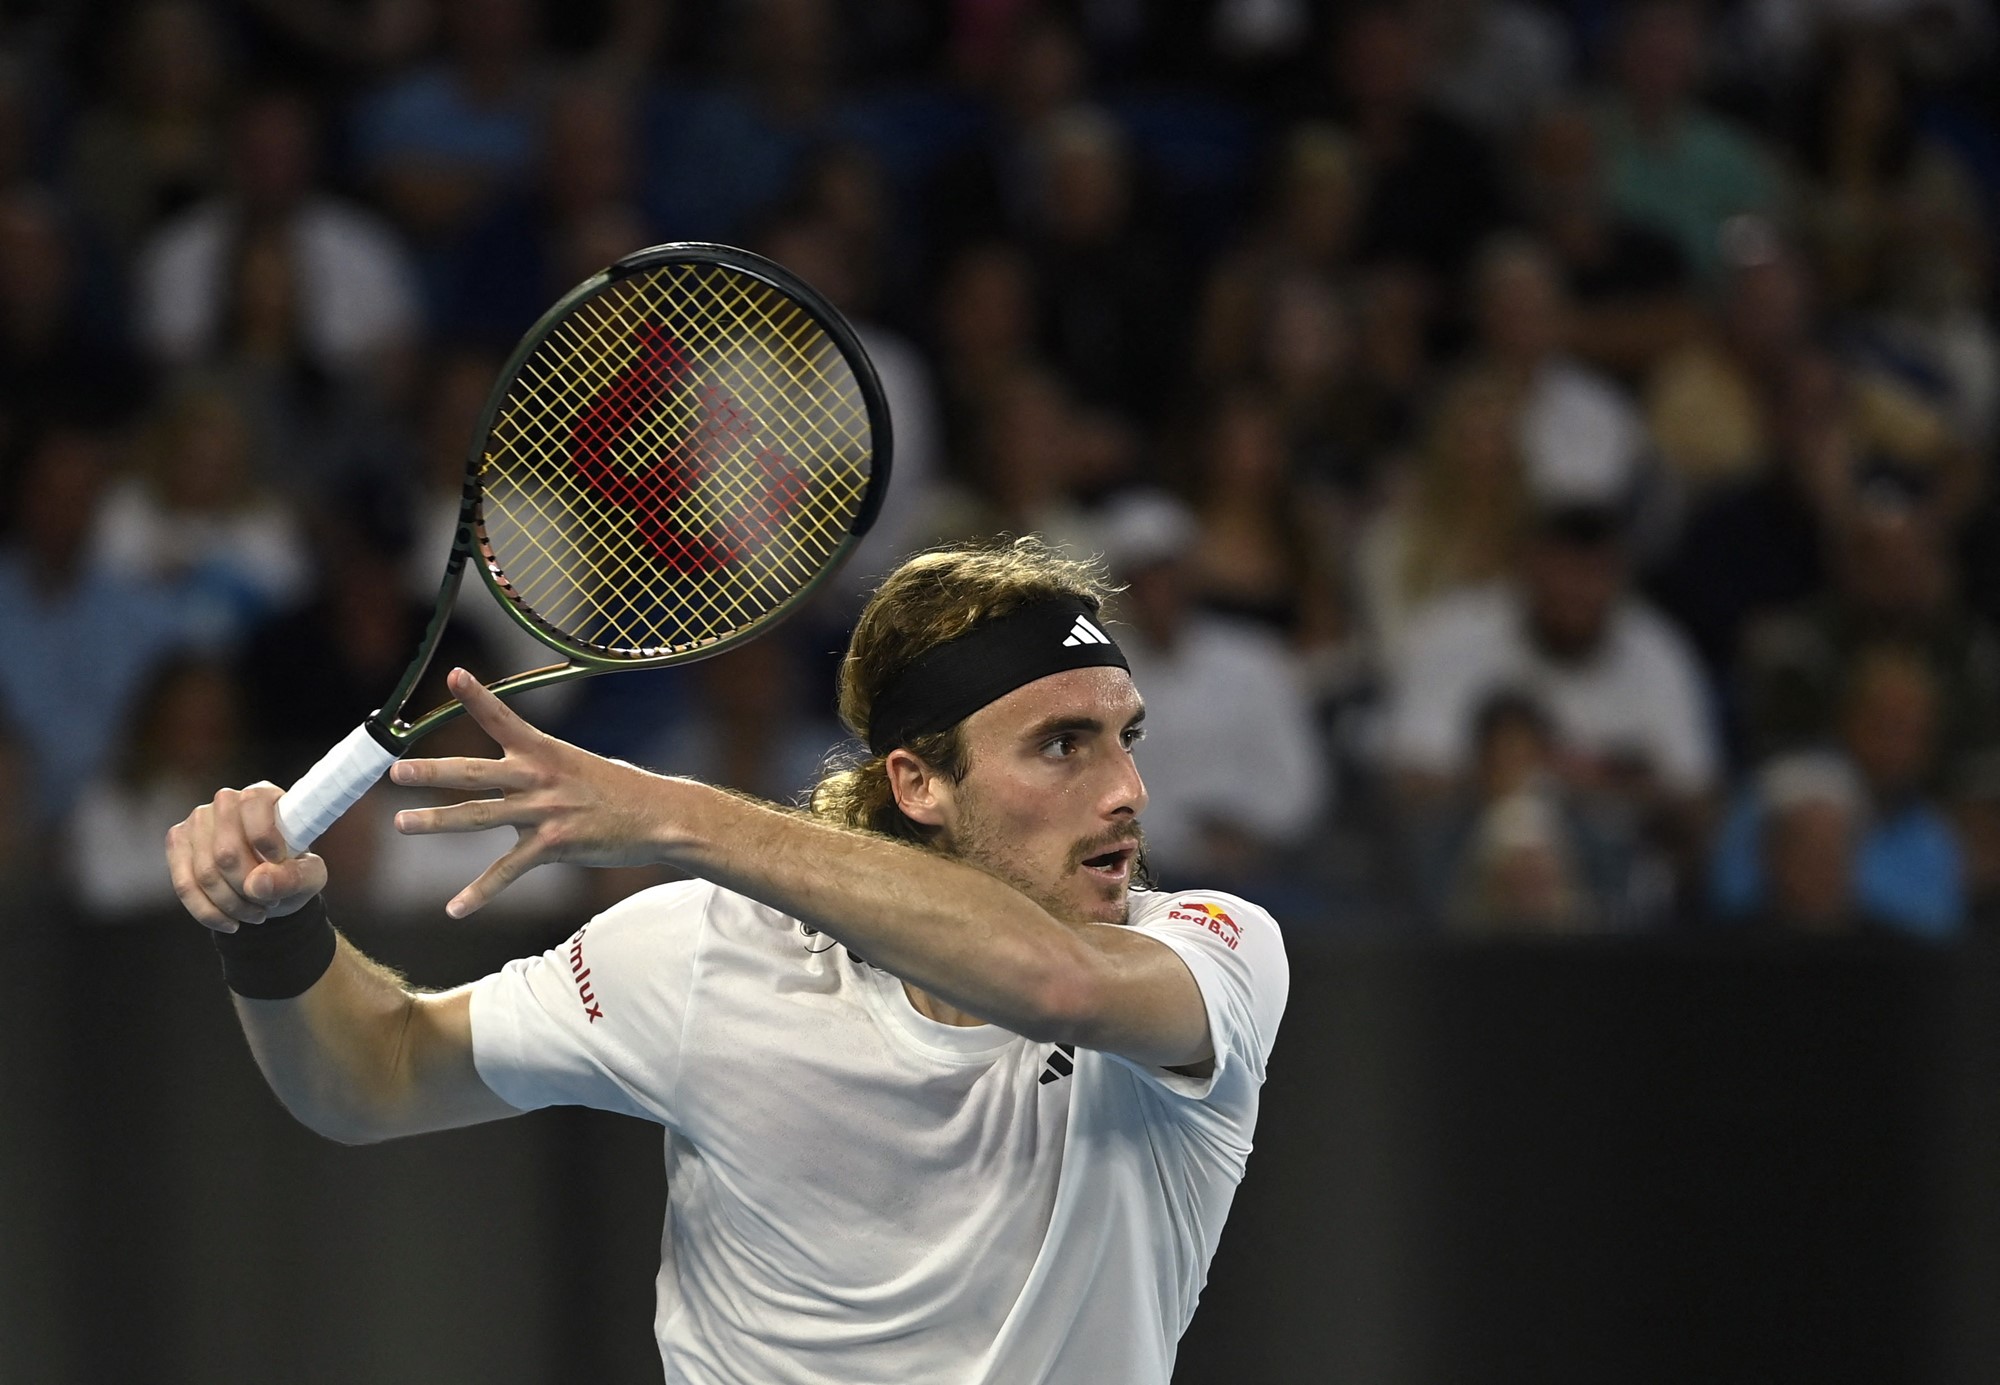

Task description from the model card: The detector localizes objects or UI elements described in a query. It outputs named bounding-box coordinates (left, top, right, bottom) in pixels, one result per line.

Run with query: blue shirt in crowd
left=1709, top=790, right=1964, bottom=939
left=0, top=555, right=202, bottom=823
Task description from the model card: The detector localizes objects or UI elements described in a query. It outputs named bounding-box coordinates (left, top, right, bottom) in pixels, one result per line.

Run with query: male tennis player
left=164, top=540, right=1288, bottom=1383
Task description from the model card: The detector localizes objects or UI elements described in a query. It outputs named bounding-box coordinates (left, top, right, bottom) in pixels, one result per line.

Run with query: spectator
left=1647, top=349, right=1847, bottom=674
left=1020, top=105, right=1182, bottom=423
left=1824, top=60, right=1998, bottom=451
left=1711, top=753, right=1879, bottom=935
left=1098, top=491, right=1328, bottom=887
left=1317, top=2, right=1511, bottom=282
left=925, top=5, right=1092, bottom=268
left=1426, top=690, right=1644, bottom=934
left=1592, top=0, right=1781, bottom=282
left=916, top=364, right=1099, bottom=561
left=350, top=0, right=549, bottom=247
left=930, top=240, right=1041, bottom=476
left=136, top=89, right=422, bottom=383
left=435, top=77, right=652, bottom=346
left=1385, top=498, right=1718, bottom=864
left=1518, top=103, right=1700, bottom=382
left=1447, top=787, right=1595, bottom=935
left=1647, top=222, right=1979, bottom=505
left=1787, top=29, right=1980, bottom=316
left=64, top=0, right=231, bottom=256
left=0, top=424, right=201, bottom=822
left=1342, top=262, right=1435, bottom=464
left=1197, top=124, right=1365, bottom=384
left=641, top=0, right=847, bottom=242
left=1739, top=483, right=2000, bottom=785
left=1355, top=369, right=1527, bottom=657
left=0, top=187, right=148, bottom=465
left=1420, top=0, right=1573, bottom=141
left=65, top=657, right=246, bottom=917
left=1713, top=688, right=1963, bottom=940
left=1248, top=268, right=1383, bottom=497
left=1180, top=385, right=1344, bottom=653
left=792, top=142, right=920, bottom=335
left=1469, top=234, right=1653, bottom=513
left=89, top=383, right=313, bottom=635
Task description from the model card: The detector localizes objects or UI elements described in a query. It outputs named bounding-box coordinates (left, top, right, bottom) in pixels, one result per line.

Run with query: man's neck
left=902, top=982, right=987, bottom=1028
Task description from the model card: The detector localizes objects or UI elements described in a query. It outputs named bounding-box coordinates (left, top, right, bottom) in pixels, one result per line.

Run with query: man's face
left=1523, top=536, right=1623, bottom=660
left=1767, top=801, right=1858, bottom=932
left=926, top=666, right=1149, bottom=926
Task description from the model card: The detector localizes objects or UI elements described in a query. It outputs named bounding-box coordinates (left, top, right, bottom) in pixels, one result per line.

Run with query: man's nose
left=1107, top=747, right=1147, bottom=819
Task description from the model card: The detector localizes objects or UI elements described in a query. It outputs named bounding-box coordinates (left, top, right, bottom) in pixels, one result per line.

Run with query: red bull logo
left=1168, top=900, right=1241, bottom=950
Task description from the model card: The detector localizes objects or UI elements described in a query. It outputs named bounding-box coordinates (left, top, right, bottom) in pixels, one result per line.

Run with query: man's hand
left=389, top=668, right=673, bottom=917
left=166, top=783, right=328, bottom=933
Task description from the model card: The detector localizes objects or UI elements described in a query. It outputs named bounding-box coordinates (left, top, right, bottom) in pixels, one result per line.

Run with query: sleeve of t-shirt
left=468, top=879, right=714, bottom=1125
left=1122, top=891, right=1289, bottom=1103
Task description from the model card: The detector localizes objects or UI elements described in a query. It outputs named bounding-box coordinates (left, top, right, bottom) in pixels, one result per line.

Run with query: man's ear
left=886, top=747, right=951, bottom=828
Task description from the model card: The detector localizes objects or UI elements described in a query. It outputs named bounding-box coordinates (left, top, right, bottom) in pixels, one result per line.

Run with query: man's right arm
left=165, top=784, right=518, bottom=1145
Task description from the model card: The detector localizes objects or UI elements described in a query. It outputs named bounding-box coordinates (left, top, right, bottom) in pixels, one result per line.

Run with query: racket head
left=463, top=242, right=892, bottom=672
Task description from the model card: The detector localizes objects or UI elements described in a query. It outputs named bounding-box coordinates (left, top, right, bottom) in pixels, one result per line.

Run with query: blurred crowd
left=2, top=0, right=1997, bottom=940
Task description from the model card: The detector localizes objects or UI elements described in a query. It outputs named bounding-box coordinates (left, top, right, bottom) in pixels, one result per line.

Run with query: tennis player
left=164, top=540, right=1288, bottom=1383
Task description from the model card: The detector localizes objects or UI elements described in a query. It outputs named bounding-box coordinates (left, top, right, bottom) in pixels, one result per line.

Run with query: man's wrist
left=212, top=895, right=339, bottom=1000
left=643, top=774, right=712, bottom=864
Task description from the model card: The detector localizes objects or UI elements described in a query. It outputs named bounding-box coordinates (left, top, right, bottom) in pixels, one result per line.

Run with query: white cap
left=1096, top=489, right=1198, bottom=575
left=1757, top=751, right=1866, bottom=819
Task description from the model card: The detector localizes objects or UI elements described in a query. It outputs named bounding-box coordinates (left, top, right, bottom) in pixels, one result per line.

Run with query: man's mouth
left=1079, top=845, right=1136, bottom=884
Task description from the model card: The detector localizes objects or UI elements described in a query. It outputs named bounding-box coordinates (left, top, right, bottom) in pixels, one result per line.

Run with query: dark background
left=5, top=907, right=1994, bottom=1384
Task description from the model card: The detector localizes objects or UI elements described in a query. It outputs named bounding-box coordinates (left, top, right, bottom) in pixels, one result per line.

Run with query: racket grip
left=277, top=725, right=401, bottom=854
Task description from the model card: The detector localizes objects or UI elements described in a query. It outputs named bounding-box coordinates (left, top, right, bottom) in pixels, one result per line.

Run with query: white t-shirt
left=470, top=880, right=1288, bottom=1384
left=1385, top=581, right=1718, bottom=795
left=1121, top=617, right=1329, bottom=875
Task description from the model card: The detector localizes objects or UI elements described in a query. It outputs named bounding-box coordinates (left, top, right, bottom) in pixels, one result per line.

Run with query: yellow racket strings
left=479, top=263, right=875, bottom=658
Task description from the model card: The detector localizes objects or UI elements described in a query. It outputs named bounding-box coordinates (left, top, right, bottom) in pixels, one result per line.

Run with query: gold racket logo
left=568, top=321, right=808, bottom=573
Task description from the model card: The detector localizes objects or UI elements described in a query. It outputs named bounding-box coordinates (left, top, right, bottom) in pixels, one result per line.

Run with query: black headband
left=866, top=595, right=1129, bottom=754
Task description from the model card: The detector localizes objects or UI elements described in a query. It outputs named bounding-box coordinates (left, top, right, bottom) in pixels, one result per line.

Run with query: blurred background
left=1, top=0, right=1999, bottom=1379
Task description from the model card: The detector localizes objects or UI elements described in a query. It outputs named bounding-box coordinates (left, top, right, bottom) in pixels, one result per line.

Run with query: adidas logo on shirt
left=1062, top=616, right=1111, bottom=647
left=1038, top=1043, right=1076, bottom=1085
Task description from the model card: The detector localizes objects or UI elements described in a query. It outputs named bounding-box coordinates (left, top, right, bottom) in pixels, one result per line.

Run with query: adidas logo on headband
left=866, top=596, right=1131, bottom=753
left=1062, top=616, right=1112, bottom=647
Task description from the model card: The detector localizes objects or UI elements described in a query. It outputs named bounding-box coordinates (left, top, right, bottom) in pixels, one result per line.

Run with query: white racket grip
left=277, top=724, right=401, bottom=853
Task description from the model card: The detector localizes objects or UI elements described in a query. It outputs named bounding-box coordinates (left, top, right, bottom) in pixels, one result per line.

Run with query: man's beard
left=941, top=796, right=1146, bottom=925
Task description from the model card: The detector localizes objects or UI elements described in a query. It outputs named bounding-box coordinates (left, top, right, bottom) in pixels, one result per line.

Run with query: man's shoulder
left=590, top=878, right=798, bottom=946
left=1128, top=888, right=1284, bottom=954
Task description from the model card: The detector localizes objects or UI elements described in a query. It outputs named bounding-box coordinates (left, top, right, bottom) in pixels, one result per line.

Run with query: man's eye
left=1044, top=734, right=1077, bottom=757
left=1123, top=726, right=1147, bottom=748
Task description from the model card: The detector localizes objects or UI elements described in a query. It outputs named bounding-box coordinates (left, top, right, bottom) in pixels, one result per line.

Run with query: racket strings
left=479, top=262, right=874, bottom=658
left=543, top=272, right=870, bottom=608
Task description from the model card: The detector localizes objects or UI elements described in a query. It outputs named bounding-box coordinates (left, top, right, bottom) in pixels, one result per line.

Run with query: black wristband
left=213, top=895, right=339, bottom=1000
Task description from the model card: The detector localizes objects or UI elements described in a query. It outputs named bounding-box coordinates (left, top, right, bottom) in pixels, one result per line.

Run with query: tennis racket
left=274, top=242, right=892, bottom=853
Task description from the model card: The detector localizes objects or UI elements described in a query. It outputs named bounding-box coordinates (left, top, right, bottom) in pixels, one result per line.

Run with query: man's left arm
left=392, top=671, right=1218, bottom=1070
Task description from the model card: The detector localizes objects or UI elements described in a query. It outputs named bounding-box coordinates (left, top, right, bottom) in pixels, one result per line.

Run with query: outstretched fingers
left=446, top=837, right=544, bottom=918
left=392, top=755, right=537, bottom=792
left=445, top=668, right=542, bottom=752
left=394, top=797, right=523, bottom=836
